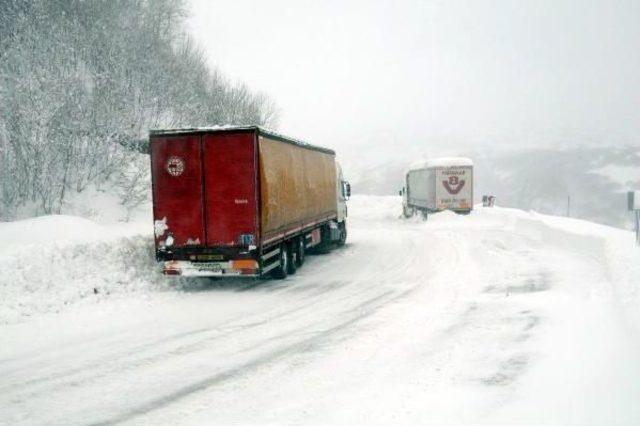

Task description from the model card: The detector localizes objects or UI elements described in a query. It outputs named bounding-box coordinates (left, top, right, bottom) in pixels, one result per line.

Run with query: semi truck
left=150, top=126, right=350, bottom=279
left=401, top=157, right=473, bottom=218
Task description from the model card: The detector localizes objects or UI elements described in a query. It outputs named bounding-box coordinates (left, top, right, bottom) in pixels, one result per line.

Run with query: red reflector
left=231, top=259, right=258, bottom=269
left=164, top=269, right=181, bottom=276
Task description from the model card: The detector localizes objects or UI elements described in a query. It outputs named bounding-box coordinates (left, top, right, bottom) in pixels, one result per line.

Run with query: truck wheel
left=403, top=206, right=414, bottom=218
left=315, top=225, right=332, bottom=254
left=271, top=244, right=288, bottom=279
left=420, top=210, right=429, bottom=220
left=295, top=238, right=305, bottom=267
left=337, top=222, right=347, bottom=246
left=287, top=242, right=297, bottom=275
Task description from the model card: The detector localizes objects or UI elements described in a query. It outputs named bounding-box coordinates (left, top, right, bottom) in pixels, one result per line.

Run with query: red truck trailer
left=150, top=126, right=350, bottom=278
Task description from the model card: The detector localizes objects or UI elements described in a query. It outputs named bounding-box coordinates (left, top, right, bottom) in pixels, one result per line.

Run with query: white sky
left=187, top=0, right=640, bottom=167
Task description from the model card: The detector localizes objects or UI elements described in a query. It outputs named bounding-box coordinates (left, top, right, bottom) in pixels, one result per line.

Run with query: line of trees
left=0, top=0, right=278, bottom=219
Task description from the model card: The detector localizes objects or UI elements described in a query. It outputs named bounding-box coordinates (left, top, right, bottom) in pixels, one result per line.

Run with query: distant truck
left=401, top=157, right=473, bottom=218
left=150, top=126, right=350, bottom=279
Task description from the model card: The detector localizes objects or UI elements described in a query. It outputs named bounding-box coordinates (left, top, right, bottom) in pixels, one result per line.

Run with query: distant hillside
left=350, top=146, right=640, bottom=229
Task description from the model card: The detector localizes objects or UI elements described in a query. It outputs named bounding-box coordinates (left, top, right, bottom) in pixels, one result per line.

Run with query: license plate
left=197, top=263, right=223, bottom=272
left=196, top=254, right=224, bottom=261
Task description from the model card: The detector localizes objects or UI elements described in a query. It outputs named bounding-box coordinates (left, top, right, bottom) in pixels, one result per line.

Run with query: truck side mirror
left=346, top=182, right=351, bottom=198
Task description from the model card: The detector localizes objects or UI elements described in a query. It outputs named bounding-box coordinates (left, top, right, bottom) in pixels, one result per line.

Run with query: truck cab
left=337, top=162, right=350, bottom=222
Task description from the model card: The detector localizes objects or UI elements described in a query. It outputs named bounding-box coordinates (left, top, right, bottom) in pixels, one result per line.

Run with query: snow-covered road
left=1, top=196, right=639, bottom=425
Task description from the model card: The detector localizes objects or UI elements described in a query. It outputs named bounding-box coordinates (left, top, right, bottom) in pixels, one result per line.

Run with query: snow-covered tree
left=0, top=0, right=278, bottom=219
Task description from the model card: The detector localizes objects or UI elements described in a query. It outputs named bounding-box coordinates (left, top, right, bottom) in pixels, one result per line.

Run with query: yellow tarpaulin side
left=259, top=136, right=337, bottom=237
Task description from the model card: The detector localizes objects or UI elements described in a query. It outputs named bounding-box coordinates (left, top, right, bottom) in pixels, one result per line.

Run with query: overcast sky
left=187, top=0, right=640, bottom=167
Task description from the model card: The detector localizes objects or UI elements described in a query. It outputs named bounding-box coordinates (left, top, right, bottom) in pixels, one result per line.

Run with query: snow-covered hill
left=350, top=146, right=640, bottom=229
left=0, top=196, right=639, bottom=424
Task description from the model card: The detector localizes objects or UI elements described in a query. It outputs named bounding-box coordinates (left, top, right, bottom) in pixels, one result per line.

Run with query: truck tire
left=403, top=205, right=414, bottom=218
left=271, top=244, right=288, bottom=279
left=295, top=238, right=305, bottom=267
left=420, top=210, right=429, bottom=220
left=287, top=241, right=297, bottom=275
left=337, top=222, right=347, bottom=247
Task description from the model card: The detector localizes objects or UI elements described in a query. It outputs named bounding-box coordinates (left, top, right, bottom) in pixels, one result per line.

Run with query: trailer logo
left=443, top=175, right=466, bottom=194
left=166, top=156, right=185, bottom=177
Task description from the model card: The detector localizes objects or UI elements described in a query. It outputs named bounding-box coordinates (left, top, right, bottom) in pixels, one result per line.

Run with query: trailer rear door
left=202, top=132, right=258, bottom=247
left=435, top=166, right=473, bottom=210
left=151, top=135, right=206, bottom=247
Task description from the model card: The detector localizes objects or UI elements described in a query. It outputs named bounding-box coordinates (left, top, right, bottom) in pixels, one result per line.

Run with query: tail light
left=231, top=259, right=258, bottom=270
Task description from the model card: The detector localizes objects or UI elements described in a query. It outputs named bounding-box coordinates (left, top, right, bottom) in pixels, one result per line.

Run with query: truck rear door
left=435, top=166, right=473, bottom=210
left=151, top=135, right=206, bottom=247
left=202, top=132, right=258, bottom=247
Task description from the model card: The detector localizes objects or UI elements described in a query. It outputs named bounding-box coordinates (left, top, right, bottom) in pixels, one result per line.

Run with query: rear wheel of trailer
left=295, top=238, right=305, bottom=267
left=286, top=241, right=297, bottom=275
left=271, top=244, right=289, bottom=279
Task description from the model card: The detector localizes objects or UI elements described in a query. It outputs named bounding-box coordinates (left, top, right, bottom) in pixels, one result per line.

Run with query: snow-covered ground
left=1, top=196, right=639, bottom=425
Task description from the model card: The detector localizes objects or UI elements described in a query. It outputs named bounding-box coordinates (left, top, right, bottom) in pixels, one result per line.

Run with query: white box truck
left=401, top=157, right=473, bottom=218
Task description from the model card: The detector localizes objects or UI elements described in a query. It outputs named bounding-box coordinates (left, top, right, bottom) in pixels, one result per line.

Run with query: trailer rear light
left=164, top=261, right=182, bottom=275
left=231, top=259, right=258, bottom=270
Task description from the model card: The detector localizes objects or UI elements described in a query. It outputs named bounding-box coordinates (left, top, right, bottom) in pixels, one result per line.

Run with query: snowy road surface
left=1, top=196, right=639, bottom=425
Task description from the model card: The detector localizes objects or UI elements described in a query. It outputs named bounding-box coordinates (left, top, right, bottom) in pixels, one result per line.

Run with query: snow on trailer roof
left=149, top=125, right=335, bottom=155
left=409, top=157, right=473, bottom=171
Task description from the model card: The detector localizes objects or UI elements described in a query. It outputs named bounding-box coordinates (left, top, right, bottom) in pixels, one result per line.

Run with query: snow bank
left=0, top=215, right=165, bottom=324
left=531, top=211, right=640, bottom=336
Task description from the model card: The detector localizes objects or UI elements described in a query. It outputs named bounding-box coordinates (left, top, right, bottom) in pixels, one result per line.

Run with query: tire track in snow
left=2, top=287, right=394, bottom=397
left=0, top=238, right=392, bottom=391
left=1, top=211, right=446, bottom=425
left=1, top=225, right=428, bottom=419
left=88, top=287, right=418, bottom=426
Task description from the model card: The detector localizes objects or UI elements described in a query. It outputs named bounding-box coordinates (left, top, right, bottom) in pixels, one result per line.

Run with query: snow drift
left=0, top=216, right=164, bottom=324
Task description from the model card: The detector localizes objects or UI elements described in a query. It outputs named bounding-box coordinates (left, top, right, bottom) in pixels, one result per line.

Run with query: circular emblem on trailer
left=166, top=156, right=185, bottom=177
left=443, top=175, right=465, bottom=194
